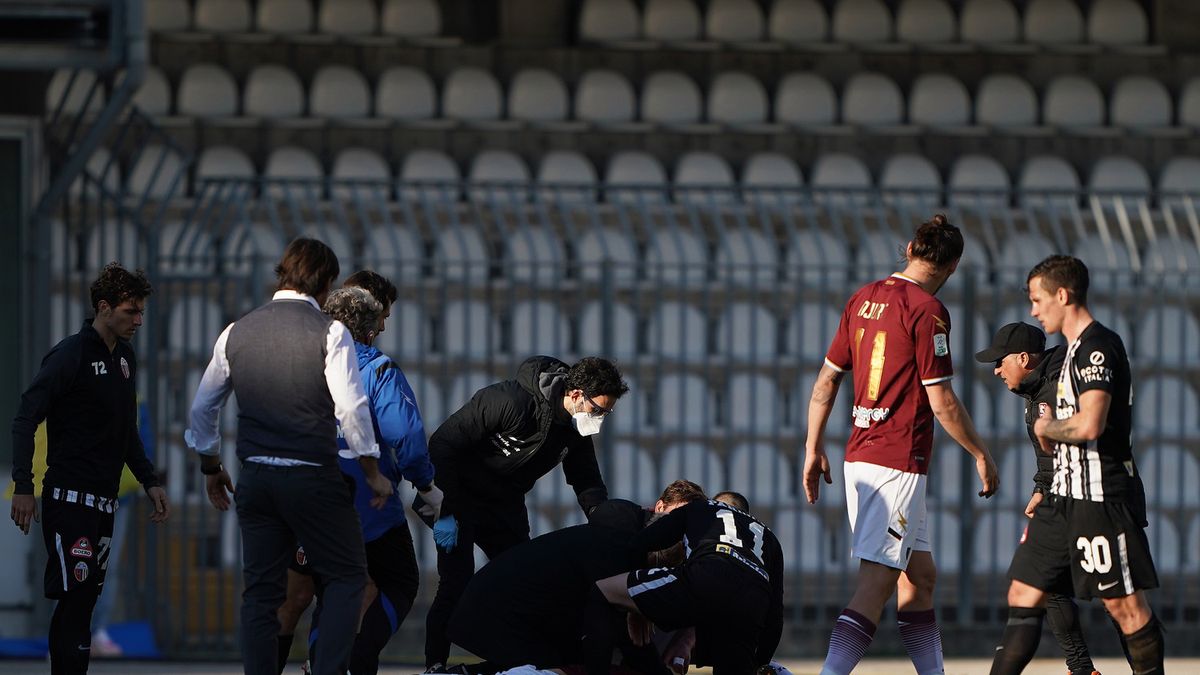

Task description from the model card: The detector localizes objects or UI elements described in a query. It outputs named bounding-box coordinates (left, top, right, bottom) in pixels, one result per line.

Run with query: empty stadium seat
left=708, top=72, right=769, bottom=126
left=1137, top=305, right=1200, bottom=364
left=1189, top=516, right=1200, bottom=573
left=879, top=153, right=942, bottom=207
left=1143, top=236, right=1200, bottom=276
left=256, top=0, right=312, bottom=33
left=362, top=225, right=424, bottom=283
left=1136, top=376, right=1200, bottom=437
left=177, top=64, right=238, bottom=117
left=442, top=67, right=503, bottom=122
left=222, top=223, right=286, bottom=279
left=578, top=301, right=638, bottom=358
left=441, top=301, right=499, bottom=356
left=318, top=0, right=376, bottom=35
left=1110, top=76, right=1172, bottom=129
left=264, top=145, right=323, bottom=179
left=646, top=229, right=708, bottom=287
left=673, top=151, right=736, bottom=205
left=896, top=0, right=956, bottom=43
left=381, top=0, right=442, bottom=38
left=660, top=441, right=723, bottom=485
left=50, top=293, right=86, bottom=348
left=775, top=72, right=837, bottom=126
left=1146, top=511, right=1182, bottom=575
left=855, top=229, right=906, bottom=279
left=134, top=67, right=172, bottom=116
left=70, top=148, right=119, bottom=198
left=373, top=300, right=428, bottom=360
left=716, top=303, right=778, bottom=359
left=508, top=69, right=569, bottom=122
left=768, top=0, right=828, bottom=43
left=948, top=154, right=1010, bottom=207
left=299, top=225, right=355, bottom=269
left=399, top=149, right=460, bottom=202
left=576, top=228, right=639, bottom=286
left=510, top=300, right=571, bottom=356
left=960, top=0, right=1019, bottom=44
left=1088, top=155, right=1151, bottom=196
left=146, top=0, right=191, bottom=31
left=940, top=303, right=991, bottom=371
left=773, top=507, right=836, bottom=572
left=244, top=65, right=305, bottom=118
left=330, top=147, right=391, bottom=201
left=909, top=74, right=970, bottom=127
left=1073, top=234, right=1133, bottom=290
left=1087, top=0, right=1148, bottom=45
left=729, top=443, right=792, bottom=502
left=706, top=0, right=764, bottom=41
left=403, top=369, right=442, bottom=427
left=575, top=70, right=637, bottom=124
left=656, top=379, right=715, bottom=434
left=375, top=67, right=436, bottom=120
left=973, top=508, right=1025, bottom=572
left=505, top=227, right=566, bottom=286
left=310, top=66, right=371, bottom=119
left=434, top=226, right=489, bottom=283
left=975, top=75, right=1039, bottom=128
left=998, top=443, right=1040, bottom=507
left=996, top=231, right=1055, bottom=284
left=1180, top=78, right=1200, bottom=128
left=468, top=150, right=531, bottom=203
left=831, top=0, right=892, bottom=43
left=158, top=221, right=216, bottom=277
left=194, top=0, right=251, bottom=33
left=643, top=0, right=702, bottom=42
left=1044, top=76, right=1105, bottom=128
left=195, top=145, right=255, bottom=189
left=1140, top=445, right=1200, bottom=509
left=127, top=144, right=188, bottom=200
left=810, top=153, right=872, bottom=205
left=605, top=151, right=668, bottom=204
left=611, top=376, right=644, bottom=434
left=786, top=304, right=841, bottom=361
left=607, top=443, right=658, bottom=505
left=536, top=150, right=598, bottom=203
left=579, top=0, right=640, bottom=41
left=1023, top=0, right=1084, bottom=45
left=1018, top=155, right=1081, bottom=208
left=168, top=295, right=225, bottom=357
left=842, top=73, right=904, bottom=126
left=647, top=302, right=707, bottom=359
left=641, top=71, right=702, bottom=125
left=1159, top=157, right=1200, bottom=196
left=741, top=152, right=804, bottom=205
left=714, top=228, right=779, bottom=287
left=786, top=229, right=851, bottom=288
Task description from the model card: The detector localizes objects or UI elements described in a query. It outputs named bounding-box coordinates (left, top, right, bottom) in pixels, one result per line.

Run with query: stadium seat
left=133, top=67, right=172, bottom=116
left=1143, top=236, right=1200, bottom=276
left=576, top=228, right=639, bottom=286
left=310, top=66, right=371, bottom=119
left=442, top=67, right=503, bottom=122
left=446, top=371, right=496, bottom=413
left=50, top=293, right=86, bottom=347
left=70, top=148, right=120, bottom=199
left=786, top=304, right=841, bottom=361
left=941, top=303, right=992, bottom=368
left=1188, top=516, right=1200, bottom=573
left=607, top=443, right=658, bottom=505
left=714, top=228, right=779, bottom=287
left=402, top=369, right=442, bottom=427
left=1087, top=0, right=1148, bottom=45
left=646, top=229, right=708, bottom=287
left=146, top=0, right=191, bottom=31
left=508, top=69, right=569, bottom=123
left=611, top=376, right=644, bottom=434
left=1044, top=76, right=1105, bottom=128
left=725, top=376, right=785, bottom=433
left=785, top=229, right=851, bottom=288
left=381, top=0, right=442, bottom=38
left=1140, top=445, right=1200, bottom=509
left=659, top=441, right=723, bottom=484
left=774, top=72, right=838, bottom=126
left=167, top=296, right=225, bottom=357
left=468, top=150, right=531, bottom=203
left=1023, top=0, right=1084, bottom=45
left=193, top=0, right=251, bottom=33
left=510, top=300, right=571, bottom=356
left=158, top=221, right=216, bottom=277
left=810, top=153, right=872, bottom=206
left=878, top=153, right=942, bottom=208
left=673, top=151, right=736, bottom=205
left=1074, top=234, right=1134, bottom=293
left=578, top=301, right=638, bottom=358
left=47, top=219, right=76, bottom=275
left=195, top=146, right=255, bottom=192
left=299, top=224, right=355, bottom=269
left=441, top=301, right=500, bottom=357
left=973, top=508, right=1025, bottom=572
left=768, top=0, right=828, bottom=43
left=842, top=72, right=904, bottom=126
left=895, top=0, right=956, bottom=43
left=996, top=231, right=1055, bottom=285
left=647, top=302, right=708, bottom=359
left=605, top=151, right=668, bottom=204
left=854, top=229, right=906, bottom=280
left=998, top=443, right=1040, bottom=508
left=434, top=226, right=490, bottom=283
left=536, top=150, right=598, bottom=203
left=1146, top=511, right=1182, bottom=575
left=728, top=443, right=792, bottom=503
left=399, top=149, right=461, bottom=202
left=741, top=152, right=804, bottom=206
left=1159, top=157, right=1200, bottom=196
left=244, top=65, right=305, bottom=118
left=716, top=303, right=778, bottom=359
left=1018, top=155, right=1081, bottom=209
left=959, top=0, right=1019, bottom=44
left=1136, top=376, right=1200, bottom=438
left=256, top=0, right=312, bottom=33
left=908, top=74, right=970, bottom=127
left=222, top=223, right=286, bottom=279
left=579, top=0, right=641, bottom=41
left=947, top=154, right=1010, bottom=207
left=708, top=72, right=769, bottom=126
left=1136, top=305, right=1200, bottom=365
left=1110, top=76, right=1173, bottom=129
left=330, top=147, right=391, bottom=202
left=264, top=145, right=323, bottom=179
left=317, top=0, right=377, bottom=35
left=831, top=0, right=892, bottom=43
left=127, top=144, right=188, bottom=200
left=362, top=225, right=424, bottom=283
left=1088, top=155, right=1151, bottom=196
left=928, top=510, right=962, bottom=572
left=643, top=0, right=702, bottom=42
left=575, top=70, right=637, bottom=124
left=641, top=71, right=703, bottom=125
left=375, top=66, right=437, bottom=120
left=705, top=0, right=764, bottom=41
left=773, top=507, right=836, bottom=572
left=975, top=74, right=1039, bottom=128
left=930, top=441, right=968, bottom=504
left=505, top=227, right=566, bottom=286
left=177, top=64, right=238, bottom=117
left=1180, top=78, right=1200, bottom=128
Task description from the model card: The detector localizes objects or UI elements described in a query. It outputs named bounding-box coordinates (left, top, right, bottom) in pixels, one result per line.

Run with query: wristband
left=200, top=462, right=224, bottom=476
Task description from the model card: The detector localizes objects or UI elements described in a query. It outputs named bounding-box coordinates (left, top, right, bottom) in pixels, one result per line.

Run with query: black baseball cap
left=974, top=322, right=1046, bottom=363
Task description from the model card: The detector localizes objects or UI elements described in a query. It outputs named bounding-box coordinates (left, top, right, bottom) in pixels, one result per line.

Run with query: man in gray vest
left=185, top=238, right=393, bottom=675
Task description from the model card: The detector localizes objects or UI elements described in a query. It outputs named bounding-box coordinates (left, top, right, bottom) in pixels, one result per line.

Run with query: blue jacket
left=337, top=342, right=434, bottom=542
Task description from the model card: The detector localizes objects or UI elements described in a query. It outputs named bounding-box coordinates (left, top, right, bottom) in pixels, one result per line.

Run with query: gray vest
left=226, top=299, right=338, bottom=465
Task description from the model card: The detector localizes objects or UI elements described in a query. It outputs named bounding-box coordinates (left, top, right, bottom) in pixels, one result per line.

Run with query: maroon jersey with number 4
left=824, top=273, right=954, bottom=475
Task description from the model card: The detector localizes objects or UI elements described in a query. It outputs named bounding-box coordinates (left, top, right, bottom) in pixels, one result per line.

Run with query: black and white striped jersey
left=1051, top=321, right=1137, bottom=501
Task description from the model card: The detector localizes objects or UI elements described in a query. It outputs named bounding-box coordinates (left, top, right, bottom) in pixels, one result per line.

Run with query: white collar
left=272, top=289, right=320, bottom=310
left=890, top=272, right=920, bottom=285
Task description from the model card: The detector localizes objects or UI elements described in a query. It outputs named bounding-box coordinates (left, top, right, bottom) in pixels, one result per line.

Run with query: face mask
left=572, top=400, right=605, bottom=436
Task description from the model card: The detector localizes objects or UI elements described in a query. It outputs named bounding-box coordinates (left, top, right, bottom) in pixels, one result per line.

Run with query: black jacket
left=429, top=356, right=607, bottom=518
left=1013, top=346, right=1065, bottom=494
left=11, top=321, right=159, bottom=498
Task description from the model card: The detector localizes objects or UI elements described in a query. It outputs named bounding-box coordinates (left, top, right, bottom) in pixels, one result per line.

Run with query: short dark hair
left=1027, top=254, right=1089, bottom=307
left=90, top=262, right=153, bottom=312
left=566, top=357, right=629, bottom=399
left=909, top=213, right=964, bottom=269
left=344, top=269, right=397, bottom=308
left=714, top=490, right=750, bottom=513
left=275, top=238, right=340, bottom=297
left=658, top=479, right=706, bottom=507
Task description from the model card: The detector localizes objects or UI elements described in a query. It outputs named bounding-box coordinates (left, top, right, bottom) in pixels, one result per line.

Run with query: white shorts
left=844, top=461, right=930, bottom=570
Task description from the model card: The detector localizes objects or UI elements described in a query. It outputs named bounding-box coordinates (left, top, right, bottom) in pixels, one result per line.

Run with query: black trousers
left=236, top=462, right=366, bottom=675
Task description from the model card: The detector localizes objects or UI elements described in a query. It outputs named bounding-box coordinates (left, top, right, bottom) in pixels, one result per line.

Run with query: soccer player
left=990, top=256, right=1164, bottom=675
left=802, top=214, right=999, bottom=675
left=10, top=263, right=170, bottom=675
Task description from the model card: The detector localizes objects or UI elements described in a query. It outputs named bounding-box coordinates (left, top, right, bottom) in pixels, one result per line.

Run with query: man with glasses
left=421, top=356, right=628, bottom=673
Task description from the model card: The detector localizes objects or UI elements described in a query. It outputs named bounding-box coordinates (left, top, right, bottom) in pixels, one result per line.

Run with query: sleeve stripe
left=823, top=358, right=847, bottom=373
left=921, top=375, right=954, bottom=386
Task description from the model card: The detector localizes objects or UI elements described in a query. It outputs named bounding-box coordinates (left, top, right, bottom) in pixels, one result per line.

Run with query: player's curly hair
left=566, top=357, right=629, bottom=399
left=344, top=269, right=397, bottom=308
left=89, top=262, right=153, bottom=312
left=909, top=213, right=963, bottom=269
left=323, top=286, right=383, bottom=344
left=658, top=479, right=706, bottom=507
left=1027, top=254, right=1089, bottom=307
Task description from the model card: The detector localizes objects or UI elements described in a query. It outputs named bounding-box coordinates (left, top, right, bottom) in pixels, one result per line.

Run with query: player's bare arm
left=925, top=381, right=998, bottom=497
left=803, top=364, right=844, bottom=504
left=1033, top=389, right=1112, bottom=451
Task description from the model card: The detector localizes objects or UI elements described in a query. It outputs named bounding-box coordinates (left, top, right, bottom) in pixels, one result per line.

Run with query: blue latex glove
left=433, top=515, right=458, bottom=552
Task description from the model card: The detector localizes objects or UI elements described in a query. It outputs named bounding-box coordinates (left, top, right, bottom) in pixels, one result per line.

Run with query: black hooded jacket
left=428, top=356, right=608, bottom=519
left=1012, top=345, right=1065, bottom=494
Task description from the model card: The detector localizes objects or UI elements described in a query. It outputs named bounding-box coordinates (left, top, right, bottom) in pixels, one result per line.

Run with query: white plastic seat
left=660, top=442, right=723, bottom=492
left=441, top=301, right=500, bottom=356
left=244, top=65, right=305, bottom=118
left=298, top=226, right=355, bottom=271
left=708, top=72, right=768, bottom=126
left=909, top=74, right=970, bottom=127
left=896, top=0, right=955, bottom=43
left=714, top=228, right=779, bottom=287
left=1110, top=76, right=1172, bottom=129
left=647, top=302, right=707, bottom=359
left=855, top=231, right=906, bottom=279
left=331, top=147, right=391, bottom=201
left=786, top=229, right=851, bottom=288
left=775, top=72, right=837, bottom=126
left=998, top=443, right=1040, bottom=508
left=726, top=378, right=782, bottom=434
left=381, top=0, right=441, bottom=38
left=641, top=71, right=702, bottom=125
left=831, top=0, right=892, bottom=43
left=716, top=303, right=777, bottom=359
left=1159, top=157, right=1200, bottom=196
left=786, top=305, right=842, bottom=361
left=159, top=220, right=217, bottom=277
left=468, top=150, right=531, bottom=203
left=1143, top=237, right=1200, bottom=276
left=536, top=150, right=597, bottom=203
left=995, top=232, right=1056, bottom=284
left=768, top=0, right=828, bottom=43
left=1088, top=0, right=1148, bottom=45
left=579, top=0, right=641, bottom=41
left=976, top=75, right=1039, bottom=128
left=575, top=70, right=636, bottom=124
left=168, top=296, right=225, bottom=357
left=1044, top=76, right=1104, bottom=128
left=127, top=144, right=187, bottom=200
left=611, top=377, right=644, bottom=434
left=194, top=0, right=251, bottom=32
left=442, top=67, right=503, bottom=122
left=607, top=443, right=657, bottom=505
left=399, top=149, right=460, bottom=202
left=1018, top=155, right=1080, bottom=208
left=706, top=0, right=764, bottom=41
left=177, top=64, right=238, bottom=117
left=402, top=370, right=442, bottom=430
left=1139, top=446, right=1200, bottom=508
left=1189, top=516, right=1200, bottom=573
left=605, top=151, right=668, bottom=204
left=1024, top=0, right=1084, bottom=45
left=939, top=304, right=991, bottom=373
left=948, top=154, right=1010, bottom=207
left=973, top=509, right=1025, bottom=572
left=646, top=229, right=708, bottom=287
left=362, top=226, right=424, bottom=284
left=728, top=443, right=792, bottom=503
left=318, top=0, right=376, bottom=35
left=879, top=153, right=942, bottom=207
left=1072, top=234, right=1133, bottom=287
left=773, top=507, right=835, bottom=572
left=434, top=226, right=490, bottom=283
left=810, top=153, right=872, bottom=206
left=673, top=151, right=735, bottom=205
left=195, top=146, right=255, bottom=189
left=1180, top=78, right=1200, bottom=129
left=1137, top=306, right=1200, bottom=364
left=134, top=67, right=172, bottom=116
left=510, top=300, right=571, bottom=356
left=505, top=227, right=566, bottom=285
left=578, top=301, right=638, bottom=358
left=50, top=293, right=86, bottom=348
left=577, top=228, right=639, bottom=286
left=146, top=0, right=191, bottom=31
left=85, top=223, right=143, bottom=272
left=1088, top=156, right=1151, bottom=196
left=222, top=224, right=285, bottom=280
left=1136, top=376, right=1200, bottom=437
left=310, top=66, right=371, bottom=119
left=741, top=152, right=803, bottom=205
left=508, top=69, right=569, bottom=122
left=1146, top=512, right=1182, bottom=575
left=256, top=0, right=312, bottom=33
left=842, top=72, right=904, bottom=126
left=643, top=0, right=702, bottom=42
left=264, top=146, right=323, bottom=179
left=446, top=371, right=496, bottom=417
left=375, top=67, right=436, bottom=120
left=70, top=148, right=119, bottom=198
left=960, top=0, right=1019, bottom=44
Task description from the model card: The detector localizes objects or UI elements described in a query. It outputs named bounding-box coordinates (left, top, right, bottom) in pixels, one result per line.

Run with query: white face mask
left=572, top=400, right=605, bottom=436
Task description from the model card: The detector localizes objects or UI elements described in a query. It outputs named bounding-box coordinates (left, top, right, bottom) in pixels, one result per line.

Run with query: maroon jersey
left=824, top=273, right=954, bottom=474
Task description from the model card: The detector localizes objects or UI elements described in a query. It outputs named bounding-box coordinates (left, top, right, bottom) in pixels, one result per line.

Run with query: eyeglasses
left=583, top=394, right=614, bottom=418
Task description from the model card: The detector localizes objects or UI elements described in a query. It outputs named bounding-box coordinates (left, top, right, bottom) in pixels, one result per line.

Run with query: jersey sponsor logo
left=295, top=547, right=307, bottom=567
left=933, top=333, right=949, bottom=357
left=1089, top=350, right=1105, bottom=366
left=852, top=405, right=890, bottom=428
left=70, top=537, right=93, bottom=559
left=74, top=561, right=89, bottom=583
left=119, top=357, right=130, bottom=379
left=1077, top=364, right=1112, bottom=384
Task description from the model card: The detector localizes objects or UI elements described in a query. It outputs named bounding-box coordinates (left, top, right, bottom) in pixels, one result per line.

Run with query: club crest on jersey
left=119, top=357, right=130, bottom=379
left=1089, top=351, right=1105, bottom=366
left=295, top=547, right=307, bottom=567
left=74, top=561, right=89, bottom=582
left=70, top=537, right=93, bottom=559
left=933, top=333, right=949, bottom=357
left=1038, top=402, right=1049, bottom=418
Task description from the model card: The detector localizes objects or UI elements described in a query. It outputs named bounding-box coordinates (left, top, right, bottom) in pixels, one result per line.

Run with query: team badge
left=1089, top=350, right=1105, bottom=366
left=119, top=357, right=130, bottom=379
left=1037, top=402, right=1049, bottom=418
left=74, top=561, right=89, bottom=582
left=295, top=547, right=307, bottom=567
left=71, top=537, right=93, bottom=559
left=933, top=333, right=949, bottom=357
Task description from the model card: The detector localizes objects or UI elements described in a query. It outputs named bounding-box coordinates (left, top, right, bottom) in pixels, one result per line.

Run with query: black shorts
left=1009, top=495, right=1159, bottom=601
left=41, top=488, right=117, bottom=599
